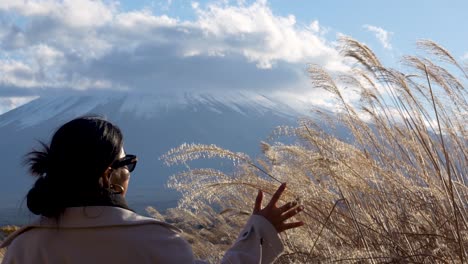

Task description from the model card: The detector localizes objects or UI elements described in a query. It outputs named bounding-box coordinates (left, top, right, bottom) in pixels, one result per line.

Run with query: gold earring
left=109, top=184, right=125, bottom=194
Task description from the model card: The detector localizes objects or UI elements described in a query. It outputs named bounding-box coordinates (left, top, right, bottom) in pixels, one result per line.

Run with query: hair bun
left=27, top=177, right=59, bottom=217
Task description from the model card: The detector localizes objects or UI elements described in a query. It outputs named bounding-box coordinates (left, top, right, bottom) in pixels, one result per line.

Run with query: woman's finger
left=278, top=221, right=304, bottom=233
left=268, top=183, right=286, bottom=208
left=253, top=190, right=263, bottom=214
left=278, top=201, right=297, bottom=212
left=280, top=205, right=304, bottom=221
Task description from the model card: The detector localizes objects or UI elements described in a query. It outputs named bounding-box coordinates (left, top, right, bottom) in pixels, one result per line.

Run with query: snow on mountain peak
left=0, top=91, right=310, bottom=129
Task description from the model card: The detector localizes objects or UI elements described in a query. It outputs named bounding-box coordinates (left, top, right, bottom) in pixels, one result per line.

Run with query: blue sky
left=0, top=0, right=466, bottom=114
left=119, top=0, right=468, bottom=56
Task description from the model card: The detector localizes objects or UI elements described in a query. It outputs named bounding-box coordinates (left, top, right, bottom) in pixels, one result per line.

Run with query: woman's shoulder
left=1, top=207, right=195, bottom=263
left=0, top=206, right=182, bottom=249
left=52, top=206, right=181, bottom=231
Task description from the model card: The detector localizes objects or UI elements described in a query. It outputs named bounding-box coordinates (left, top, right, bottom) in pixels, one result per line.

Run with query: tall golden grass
left=162, top=37, right=467, bottom=263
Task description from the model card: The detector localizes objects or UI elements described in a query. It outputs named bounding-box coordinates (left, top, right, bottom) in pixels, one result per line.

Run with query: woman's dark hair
left=25, top=116, right=124, bottom=218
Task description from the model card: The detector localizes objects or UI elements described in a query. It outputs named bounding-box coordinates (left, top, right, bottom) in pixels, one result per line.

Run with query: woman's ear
left=101, top=167, right=113, bottom=188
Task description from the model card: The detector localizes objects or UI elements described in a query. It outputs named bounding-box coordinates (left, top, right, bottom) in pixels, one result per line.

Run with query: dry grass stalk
left=0, top=225, right=20, bottom=262
left=162, top=37, right=467, bottom=263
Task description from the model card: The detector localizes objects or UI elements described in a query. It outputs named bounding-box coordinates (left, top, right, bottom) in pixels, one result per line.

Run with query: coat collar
left=0, top=206, right=181, bottom=248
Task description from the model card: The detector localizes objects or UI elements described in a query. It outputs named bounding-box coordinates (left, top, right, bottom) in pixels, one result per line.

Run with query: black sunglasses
left=111, top=154, right=138, bottom=172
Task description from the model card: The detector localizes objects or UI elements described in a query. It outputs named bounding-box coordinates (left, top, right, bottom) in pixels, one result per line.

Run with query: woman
left=0, top=116, right=304, bottom=263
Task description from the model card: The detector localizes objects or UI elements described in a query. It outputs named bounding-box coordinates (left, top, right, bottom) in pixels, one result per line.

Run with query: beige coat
left=0, top=206, right=283, bottom=263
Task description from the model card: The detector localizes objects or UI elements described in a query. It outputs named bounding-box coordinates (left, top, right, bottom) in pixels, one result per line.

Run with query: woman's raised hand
left=253, top=183, right=304, bottom=233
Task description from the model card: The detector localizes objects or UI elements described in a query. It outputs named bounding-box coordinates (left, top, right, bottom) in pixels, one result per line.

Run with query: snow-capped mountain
left=0, top=91, right=310, bottom=225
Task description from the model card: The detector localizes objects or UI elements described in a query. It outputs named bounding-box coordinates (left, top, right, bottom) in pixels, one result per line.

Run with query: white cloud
left=462, top=52, right=468, bottom=60
left=35, top=44, right=65, bottom=67
left=308, top=20, right=320, bottom=33
left=0, top=60, right=38, bottom=88
left=191, top=2, right=200, bottom=9
left=115, top=11, right=179, bottom=28
left=0, top=0, right=115, bottom=27
left=0, top=0, right=348, bottom=97
left=190, top=1, right=343, bottom=69
left=363, top=24, right=392, bottom=50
